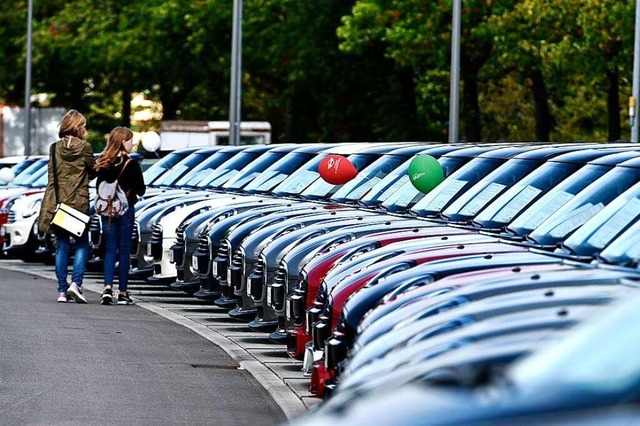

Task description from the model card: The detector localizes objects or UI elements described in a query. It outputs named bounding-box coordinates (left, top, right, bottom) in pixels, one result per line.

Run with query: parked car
left=146, top=144, right=308, bottom=283
left=308, top=176, right=640, bottom=397
left=191, top=143, right=426, bottom=308
left=318, top=279, right=639, bottom=398
left=285, top=227, right=480, bottom=358
left=129, top=145, right=267, bottom=278
left=310, top=149, right=640, bottom=340
left=292, top=292, right=640, bottom=426
left=157, top=145, right=324, bottom=284
left=224, top=144, right=472, bottom=320
left=335, top=267, right=640, bottom=394
left=282, top=146, right=634, bottom=353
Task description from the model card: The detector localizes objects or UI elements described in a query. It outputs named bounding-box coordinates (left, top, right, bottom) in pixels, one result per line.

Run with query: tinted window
left=442, top=159, right=539, bottom=221
left=528, top=166, right=640, bottom=245
left=561, top=181, right=640, bottom=256
left=223, top=150, right=291, bottom=190
left=300, top=153, right=378, bottom=199
left=151, top=152, right=215, bottom=186
left=410, top=157, right=505, bottom=216
left=13, top=159, right=48, bottom=186
left=197, top=151, right=265, bottom=188
left=144, top=151, right=195, bottom=184
left=507, top=164, right=612, bottom=236
left=172, top=151, right=237, bottom=186
left=242, top=152, right=317, bottom=193
left=332, top=155, right=406, bottom=202
left=474, top=162, right=578, bottom=229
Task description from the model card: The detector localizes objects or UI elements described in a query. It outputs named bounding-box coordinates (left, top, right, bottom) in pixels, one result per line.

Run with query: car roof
left=384, top=144, right=445, bottom=156
left=417, top=144, right=471, bottom=157
left=548, top=148, right=636, bottom=164
left=235, top=144, right=275, bottom=153
left=615, top=156, right=640, bottom=168
left=441, top=144, right=512, bottom=159
left=0, top=155, right=27, bottom=165
left=265, top=143, right=316, bottom=153
left=169, top=147, right=202, bottom=155
left=588, top=151, right=640, bottom=166
left=476, top=145, right=546, bottom=159
left=283, top=143, right=340, bottom=153
left=321, top=142, right=413, bottom=155
left=511, top=144, right=600, bottom=161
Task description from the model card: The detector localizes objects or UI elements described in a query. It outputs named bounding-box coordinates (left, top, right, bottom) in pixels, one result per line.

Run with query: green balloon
left=408, top=154, right=444, bottom=194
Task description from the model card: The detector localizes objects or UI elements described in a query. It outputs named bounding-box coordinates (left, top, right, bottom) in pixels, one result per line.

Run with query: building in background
left=0, top=106, right=65, bottom=156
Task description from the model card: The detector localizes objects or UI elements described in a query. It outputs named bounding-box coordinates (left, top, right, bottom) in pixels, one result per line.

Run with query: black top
left=96, top=154, right=146, bottom=206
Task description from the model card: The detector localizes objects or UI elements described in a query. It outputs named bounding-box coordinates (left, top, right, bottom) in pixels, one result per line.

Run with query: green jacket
left=38, top=136, right=97, bottom=234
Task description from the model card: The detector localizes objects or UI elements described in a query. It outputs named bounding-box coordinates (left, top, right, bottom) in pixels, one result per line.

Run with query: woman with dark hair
left=95, top=127, right=146, bottom=305
left=38, top=109, right=96, bottom=303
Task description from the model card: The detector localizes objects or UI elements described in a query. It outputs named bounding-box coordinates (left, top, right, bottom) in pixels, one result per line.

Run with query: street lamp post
left=228, top=0, right=243, bottom=147
left=631, top=0, right=640, bottom=142
left=24, top=0, right=34, bottom=155
left=448, top=0, right=461, bottom=143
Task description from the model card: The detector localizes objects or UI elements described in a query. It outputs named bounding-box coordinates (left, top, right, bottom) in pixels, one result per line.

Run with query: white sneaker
left=67, top=282, right=88, bottom=304
left=57, top=292, right=68, bottom=303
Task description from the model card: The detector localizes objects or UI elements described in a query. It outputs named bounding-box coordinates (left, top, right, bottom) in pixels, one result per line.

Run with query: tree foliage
left=1, top=0, right=637, bottom=143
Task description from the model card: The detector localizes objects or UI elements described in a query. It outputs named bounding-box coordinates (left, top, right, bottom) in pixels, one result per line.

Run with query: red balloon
left=318, top=155, right=358, bottom=185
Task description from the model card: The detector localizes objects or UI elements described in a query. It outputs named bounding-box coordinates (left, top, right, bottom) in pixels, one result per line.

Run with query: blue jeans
left=54, top=228, right=90, bottom=293
left=102, top=207, right=135, bottom=291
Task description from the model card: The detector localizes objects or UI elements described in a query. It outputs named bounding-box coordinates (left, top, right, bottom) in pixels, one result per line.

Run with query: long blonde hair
left=58, top=109, right=86, bottom=139
left=95, top=127, right=133, bottom=169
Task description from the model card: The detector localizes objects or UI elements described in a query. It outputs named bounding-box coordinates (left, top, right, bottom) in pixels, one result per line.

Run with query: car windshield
left=0, top=158, right=38, bottom=188
left=379, top=156, right=470, bottom=212
left=271, top=154, right=326, bottom=195
left=196, top=151, right=265, bottom=188
left=527, top=166, right=640, bottom=245
left=561, top=181, right=640, bottom=256
left=12, top=159, right=48, bottom=186
left=32, top=169, right=49, bottom=187
left=474, top=162, right=579, bottom=230
left=222, top=149, right=292, bottom=190
left=331, top=155, right=407, bottom=203
left=369, top=156, right=468, bottom=211
left=143, top=150, right=195, bottom=184
left=242, top=151, right=319, bottom=193
left=441, top=159, right=541, bottom=222
left=150, top=151, right=217, bottom=187
left=299, top=153, right=379, bottom=199
left=172, top=151, right=237, bottom=187
left=506, top=164, right=612, bottom=237
left=597, top=220, right=640, bottom=265
left=410, top=157, right=506, bottom=217
left=510, top=295, right=640, bottom=396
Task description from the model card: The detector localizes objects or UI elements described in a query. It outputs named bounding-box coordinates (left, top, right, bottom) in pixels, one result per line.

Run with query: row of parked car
left=0, top=152, right=151, bottom=262
left=3, top=141, right=640, bottom=424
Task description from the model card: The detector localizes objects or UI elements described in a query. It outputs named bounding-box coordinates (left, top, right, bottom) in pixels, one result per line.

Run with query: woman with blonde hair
left=38, top=109, right=96, bottom=303
left=95, top=127, right=145, bottom=305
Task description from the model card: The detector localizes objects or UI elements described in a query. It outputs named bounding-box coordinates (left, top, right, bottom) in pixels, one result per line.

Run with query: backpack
left=94, top=158, right=131, bottom=218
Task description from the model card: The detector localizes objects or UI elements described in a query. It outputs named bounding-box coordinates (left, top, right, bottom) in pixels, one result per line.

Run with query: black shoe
left=101, top=287, right=113, bottom=305
left=117, top=291, right=134, bottom=305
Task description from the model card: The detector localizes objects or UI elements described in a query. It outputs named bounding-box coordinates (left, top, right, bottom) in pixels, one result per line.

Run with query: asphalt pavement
left=0, top=262, right=298, bottom=426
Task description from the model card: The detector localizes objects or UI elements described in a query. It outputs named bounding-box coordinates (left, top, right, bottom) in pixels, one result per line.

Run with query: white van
left=159, top=120, right=271, bottom=151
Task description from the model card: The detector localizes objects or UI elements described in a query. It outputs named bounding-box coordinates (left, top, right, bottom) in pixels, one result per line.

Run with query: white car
left=1, top=191, right=45, bottom=260
left=147, top=195, right=265, bottom=282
